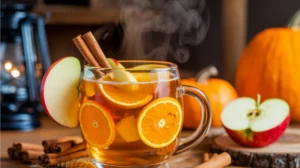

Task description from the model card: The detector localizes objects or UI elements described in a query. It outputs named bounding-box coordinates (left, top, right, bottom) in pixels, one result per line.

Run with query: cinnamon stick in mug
left=73, top=35, right=100, bottom=67
left=82, top=31, right=111, bottom=68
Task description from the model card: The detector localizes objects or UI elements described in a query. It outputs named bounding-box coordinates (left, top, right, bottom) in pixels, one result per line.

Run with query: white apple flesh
left=40, top=57, right=81, bottom=128
left=221, top=97, right=290, bottom=147
left=105, top=58, right=138, bottom=91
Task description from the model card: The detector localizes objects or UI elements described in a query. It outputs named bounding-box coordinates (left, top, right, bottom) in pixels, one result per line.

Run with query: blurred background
left=0, top=0, right=299, bottom=130
left=35, top=0, right=300, bottom=80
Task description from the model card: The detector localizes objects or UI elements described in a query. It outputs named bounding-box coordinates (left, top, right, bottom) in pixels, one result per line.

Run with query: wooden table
left=1, top=115, right=299, bottom=168
left=0, top=114, right=209, bottom=168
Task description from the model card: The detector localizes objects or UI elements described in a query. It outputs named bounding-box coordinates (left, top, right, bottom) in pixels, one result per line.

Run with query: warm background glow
left=4, top=61, right=13, bottom=71
left=10, top=68, right=20, bottom=78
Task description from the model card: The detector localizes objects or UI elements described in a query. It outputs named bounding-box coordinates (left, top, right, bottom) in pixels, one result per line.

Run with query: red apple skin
left=40, top=57, right=77, bottom=128
left=223, top=114, right=291, bottom=147
left=110, top=58, right=119, bottom=66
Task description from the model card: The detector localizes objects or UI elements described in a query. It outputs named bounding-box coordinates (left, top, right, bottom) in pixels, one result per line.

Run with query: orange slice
left=79, top=100, right=115, bottom=148
left=98, top=76, right=153, bottom=109
left=137, top=97, right=183, bottom=148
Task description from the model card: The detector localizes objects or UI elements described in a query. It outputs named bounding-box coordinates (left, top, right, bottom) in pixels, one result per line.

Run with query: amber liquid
left=79, top=75, right=182, bottom=167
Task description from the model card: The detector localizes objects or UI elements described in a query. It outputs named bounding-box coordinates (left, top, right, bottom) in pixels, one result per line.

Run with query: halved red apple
left=40, top=57, right=81, bottom=128
left=221, top=95, right=290, bottom=147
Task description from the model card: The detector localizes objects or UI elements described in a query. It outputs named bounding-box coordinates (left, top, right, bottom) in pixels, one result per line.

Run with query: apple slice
left=221, top=95, right=290, bottom=147
left=107, top=58, right=125, bottom=69
left=40, top=57, right=81, bottom=128
left=105, top=58, right=138, bottom=91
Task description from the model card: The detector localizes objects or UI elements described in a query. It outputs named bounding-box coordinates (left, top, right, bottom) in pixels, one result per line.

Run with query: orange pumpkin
left=235, top=27, right=300, bottom=122
left=181, top=66, right=238, bottom=128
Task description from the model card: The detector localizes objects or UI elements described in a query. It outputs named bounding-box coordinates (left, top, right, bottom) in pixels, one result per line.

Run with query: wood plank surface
left=1, top=114, right=299, bottom=168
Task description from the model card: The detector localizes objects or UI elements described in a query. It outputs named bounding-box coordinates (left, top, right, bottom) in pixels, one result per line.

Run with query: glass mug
left=79, top=60, right=212, bottom=168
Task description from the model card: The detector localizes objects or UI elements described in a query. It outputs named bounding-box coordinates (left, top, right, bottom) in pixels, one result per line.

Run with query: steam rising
left=119, top=0, right=210, bottom=63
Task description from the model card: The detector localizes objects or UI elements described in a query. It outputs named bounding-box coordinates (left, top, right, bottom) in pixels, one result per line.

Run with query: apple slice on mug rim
left=40, top=57, right=137, bottom=127
left=40, top=57, right=81, bottom=127
left=221, top=94, right=290, bottom=147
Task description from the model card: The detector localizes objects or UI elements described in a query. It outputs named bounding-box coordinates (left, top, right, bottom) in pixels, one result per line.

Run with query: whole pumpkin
left=181, top=66, right=238, bottom=128
left=235, top=27, right=300, bottom=122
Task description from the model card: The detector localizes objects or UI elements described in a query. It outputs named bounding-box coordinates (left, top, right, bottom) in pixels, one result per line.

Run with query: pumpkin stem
left=195, top=65, right=219, bottom=83
left=287, top=9, right=300, bottom=29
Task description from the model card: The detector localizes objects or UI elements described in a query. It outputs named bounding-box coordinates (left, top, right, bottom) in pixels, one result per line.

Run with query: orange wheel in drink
left=98, top=76, right=153, bottom=109
left=137, top=97, right=183, bottom=148
left=79, top=100, right=115, bottom=148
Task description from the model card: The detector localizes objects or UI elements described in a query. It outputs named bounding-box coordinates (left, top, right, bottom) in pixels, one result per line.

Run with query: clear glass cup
left=80, top=60, right=212, bottom=168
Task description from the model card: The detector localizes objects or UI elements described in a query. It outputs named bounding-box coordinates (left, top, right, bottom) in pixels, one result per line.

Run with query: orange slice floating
left=98, top=75, right=153, bottom=109
left=137, top=97, right=183, bottom=148
left=79, top=100, right=115, bottom=148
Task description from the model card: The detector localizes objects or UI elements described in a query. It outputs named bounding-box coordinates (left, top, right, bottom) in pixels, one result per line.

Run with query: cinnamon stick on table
left=19, top=150, right=44, bottom=163
left=38, top=142, right=86, bottom=165
left=39, top=149, right=88, bottom=166
left=42, top=136, right=82, bottom=147
left=7, top=147, right=19, bottom=160
left=40, top=142, right=85, bottom=161
left=203, top=152, right=210, bottom=162
left=13, top=142, right=43, bottom=152
left=195, top=152, right=231, bottom=168
left=49, top=140, right=73, bottom=153
left=43, top=136, right=82, bottom=154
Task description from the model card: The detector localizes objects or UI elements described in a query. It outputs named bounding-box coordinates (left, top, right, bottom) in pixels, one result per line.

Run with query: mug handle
left=174, top=85, right=212, bottom=155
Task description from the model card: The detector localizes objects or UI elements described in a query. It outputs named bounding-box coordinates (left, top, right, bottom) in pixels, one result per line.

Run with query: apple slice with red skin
left=40, top=57, right=81, bottom=128
left=221, top=95, right=290, bottom=147
left=107, top=58, right=125, bottom=69
left=106, top=58, right=138, bottom=91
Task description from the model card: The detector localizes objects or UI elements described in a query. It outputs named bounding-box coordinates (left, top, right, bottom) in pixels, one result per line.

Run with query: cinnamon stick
left=39, top=149, right=88, bottom=166
left=7, top=147, right=19, bottom=160
left=44, top=146, right=51, bottom=154
left=19, top=150, right=44, bottom=163
left=203, top=152, right=210, bottom=162
left=50, top=140, right=75, bottom=153
left=39, top=142, right=86, bottom=164
left=195, top=152, right=231, bottom=168
left=42, top=136, right=82, bottom=148
left=48, top=142, right=85, bottom=159
left=73, top=35, right=100, bottom=67
left=13, top=142, right=43, bottom=152
left=82, top=31, right=111, bottom=68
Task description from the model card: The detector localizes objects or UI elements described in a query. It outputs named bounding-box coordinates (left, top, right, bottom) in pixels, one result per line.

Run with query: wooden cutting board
left=209, top=128, right=300, bottom=168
